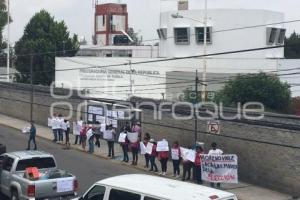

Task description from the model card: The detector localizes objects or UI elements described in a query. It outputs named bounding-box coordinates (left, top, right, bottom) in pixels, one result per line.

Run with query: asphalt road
left=0, top=125, right=145, bottom=199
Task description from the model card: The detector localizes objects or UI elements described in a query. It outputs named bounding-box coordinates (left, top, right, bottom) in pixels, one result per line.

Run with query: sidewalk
left=0, top=114, right=294, bottom=200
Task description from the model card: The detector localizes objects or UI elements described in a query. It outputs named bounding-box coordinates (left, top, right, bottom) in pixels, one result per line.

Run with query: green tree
left=285, top=31, right=300, bottom=59
left=215, top=73, right=291, bottom=112
left=0, top=0, right=12, bottom=67
left=15, top=10, right=79, bottom=85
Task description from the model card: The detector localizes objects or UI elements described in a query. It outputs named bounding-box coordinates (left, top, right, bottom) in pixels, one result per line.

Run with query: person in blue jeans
left=87, top=125, right=95, bottom=153
left=26, top=121, right=37, bottom=150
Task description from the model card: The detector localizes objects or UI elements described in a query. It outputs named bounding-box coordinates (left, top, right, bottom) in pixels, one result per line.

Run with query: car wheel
left=11, top=190, right=19, bottom=200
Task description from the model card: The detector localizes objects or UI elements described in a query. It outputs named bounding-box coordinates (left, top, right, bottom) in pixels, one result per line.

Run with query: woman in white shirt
left=208, top=142, right=223, bottom=188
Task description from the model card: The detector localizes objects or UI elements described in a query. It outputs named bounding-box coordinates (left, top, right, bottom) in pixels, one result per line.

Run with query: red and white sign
left=207, top=121, right=221, bottom=134
left=201, top=154, right=238, bottom=183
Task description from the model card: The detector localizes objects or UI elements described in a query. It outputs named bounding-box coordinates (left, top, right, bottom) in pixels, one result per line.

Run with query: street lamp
left=171, top=0, right=208, bottom=102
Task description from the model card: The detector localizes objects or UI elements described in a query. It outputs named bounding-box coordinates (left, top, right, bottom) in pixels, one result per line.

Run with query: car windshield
left=16, top=157, right=56, bottom=171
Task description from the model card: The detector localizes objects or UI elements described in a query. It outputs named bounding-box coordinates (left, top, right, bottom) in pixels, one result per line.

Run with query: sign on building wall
left=201, top=154, right=238, bottom=183
left=207, top=120, right=221, bottom=134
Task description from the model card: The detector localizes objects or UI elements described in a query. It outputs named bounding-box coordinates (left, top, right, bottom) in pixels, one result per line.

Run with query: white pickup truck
left=0, top=151, right=78, bottom=200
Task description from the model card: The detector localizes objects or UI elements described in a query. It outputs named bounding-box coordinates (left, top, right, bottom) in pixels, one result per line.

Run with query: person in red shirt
left=149, top=139, right=158, bottom=172
left=158, top=143, right=169, bottom=176
left=80, top=123, right=87, bottom=151
left=171, top=141, right=181, bottom=178
left=193, top=145, right=203, bottom=184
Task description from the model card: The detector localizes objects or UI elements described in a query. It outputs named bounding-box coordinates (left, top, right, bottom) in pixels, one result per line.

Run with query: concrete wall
left=141, top=109, right=300, bottom=197
left=0, top=83, right=299, bottom=196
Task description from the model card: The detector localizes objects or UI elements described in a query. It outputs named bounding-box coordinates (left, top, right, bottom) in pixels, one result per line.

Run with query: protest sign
left=88, top=114, right=93, bottom=122
left=201, top=154, right=238, bottom=183
left=140, top=142, right=146, bottom=155
left=117, top=111, right=125, bottom=119
left=127, top=132, right=139, bottom=143
left=180, top=147, right=195, bottom=162
left=157, top=140, right=169, bottom=152
left=22, top=126, right=30, bottom=134
left=112, top=119, right=118, bottom=128
left=171, top=148, right=180, bottom=160
left=57, top=178, right=73, bottom=193
left=47, top=118, right=52, bottom=127
left=103, top=130, right=113, bottom=140
left=118, top=132, right=127, bottom=143
left=112, top=111, right=118, bottom=118
left=96, top=116, right=106, bottom=124
left=145, top=142, right=153, bottom=154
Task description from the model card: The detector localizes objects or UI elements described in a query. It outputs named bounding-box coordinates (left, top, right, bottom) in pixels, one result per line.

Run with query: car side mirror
left=0, top=160, right=3, bottom=169
left=79, top=197, right=84, bottom=200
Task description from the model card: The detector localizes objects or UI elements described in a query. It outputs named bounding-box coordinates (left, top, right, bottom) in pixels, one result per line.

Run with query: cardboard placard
left=146, top=142, right=153, bottom=154
left=156, top=140, right=169, bottom=152
left=57, top=178, right=74, bottom=193
left=127, top=132, right=139, bottom=143
left=118, top=133, right=127, bottom=143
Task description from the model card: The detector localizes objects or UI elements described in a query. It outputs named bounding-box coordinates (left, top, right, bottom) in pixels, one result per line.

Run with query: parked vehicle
left=0, top=151, right=78, bottom=200
left=73, top=174, right=238, bottom=200
left=0, top=143, right=6, bottom=155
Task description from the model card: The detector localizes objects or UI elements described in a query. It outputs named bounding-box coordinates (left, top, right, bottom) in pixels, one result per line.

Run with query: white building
left=56, top=8, right=294, bottom=100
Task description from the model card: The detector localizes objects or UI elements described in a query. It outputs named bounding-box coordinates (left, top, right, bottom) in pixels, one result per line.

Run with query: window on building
left=174, top=27, right=190, bottom=45
left=109, top=189, right=140, bottom=200
left=195, top=27, right=212, bottom=43
left=266, top=27, right=278, bottom=45
left=277, top=29, right=286, bottom=44
left=157, top=28, right=167, bottom=40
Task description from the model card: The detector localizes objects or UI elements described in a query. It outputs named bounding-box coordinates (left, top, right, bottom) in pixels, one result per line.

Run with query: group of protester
left=49, top=113, right=71, bottom=149
left=46, top=115, right=224, bottom=188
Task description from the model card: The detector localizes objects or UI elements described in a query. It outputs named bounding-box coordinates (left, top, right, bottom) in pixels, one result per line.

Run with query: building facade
left=94, top=3, right=128, bottom=46
left=56, top=8, right=293, bottom=100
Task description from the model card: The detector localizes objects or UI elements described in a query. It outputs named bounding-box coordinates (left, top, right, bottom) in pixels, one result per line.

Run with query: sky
left=5, top=0, right=300, bottom=44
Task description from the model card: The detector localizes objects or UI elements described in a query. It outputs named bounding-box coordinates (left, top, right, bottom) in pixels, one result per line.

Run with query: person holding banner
left=119, top=131, right=129, bottom=162
left=51, top=113, right=58, bottom=142
left=130, top=139, right=140, bottom=166
left=26, top=121, right=37, bottom=150
left=171, top=141, right=181, bottom=178
left=57, top=114, right=64, bottom=142
left=74, top=117, right=83, bottom=145
left=193, top=146, right=203, bottom=184
left=208, top=142, right=223, bottom=188
left=143, top=133, right=151, bottom=168
left=104, top=125, right=116, bottom=158
left=80, top=123, right=88, bottom=150
left=157, top=139, right=169, bottom=176
left=62, top=119, right=70, bottom=149
left=182, top=146, right=193, bottom=181
left=87, top=125, right=95, bottom=154
left=149, top=139, right=158, bottom=172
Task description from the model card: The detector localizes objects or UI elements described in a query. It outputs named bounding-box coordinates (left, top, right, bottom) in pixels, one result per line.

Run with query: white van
left=74, top=174, right=238, bottom=200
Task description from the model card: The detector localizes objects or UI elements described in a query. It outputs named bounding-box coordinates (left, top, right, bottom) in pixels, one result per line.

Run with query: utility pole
left=6, top=0, right=10, bottom=82
left=201, top=0, right=208, bottom=102
left=30, top=56, right=34, bottom=122
left=194, top=70, right=199, bottom=148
